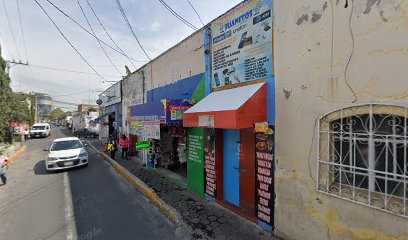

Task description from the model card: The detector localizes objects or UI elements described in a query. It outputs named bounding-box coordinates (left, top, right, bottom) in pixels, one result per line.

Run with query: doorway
left=223, top=129, right=240, bottom=207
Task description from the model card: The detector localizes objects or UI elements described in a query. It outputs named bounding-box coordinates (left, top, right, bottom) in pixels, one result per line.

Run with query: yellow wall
left=274, top=0, right=408, bottom=239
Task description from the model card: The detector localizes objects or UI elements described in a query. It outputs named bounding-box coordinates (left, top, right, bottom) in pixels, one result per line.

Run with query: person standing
left=107, top=138, right=118, bottom=160
left=0, top=158, right=10, bottom=186
left=119, top=134, right=130, bottom=160
left=24, top=128, right=29, bottom=141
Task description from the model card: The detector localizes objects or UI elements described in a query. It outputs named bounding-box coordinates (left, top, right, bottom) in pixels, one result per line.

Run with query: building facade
left=274, top=0, right=408, bottom=239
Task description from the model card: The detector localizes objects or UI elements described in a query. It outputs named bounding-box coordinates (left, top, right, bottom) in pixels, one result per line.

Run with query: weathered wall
left=274, top=0, right=408, bottom=239
left=144, top=29, right=205, bottom=95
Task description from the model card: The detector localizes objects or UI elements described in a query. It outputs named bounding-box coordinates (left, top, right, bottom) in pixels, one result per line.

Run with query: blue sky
left=0, top=0, right=241, bottom=110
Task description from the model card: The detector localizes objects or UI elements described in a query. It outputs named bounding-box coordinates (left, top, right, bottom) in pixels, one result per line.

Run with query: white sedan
left=45, top=137, right=89, bottom=171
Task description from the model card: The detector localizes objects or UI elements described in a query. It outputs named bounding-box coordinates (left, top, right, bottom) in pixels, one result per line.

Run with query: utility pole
left=6, top=60, right=29, bottom=91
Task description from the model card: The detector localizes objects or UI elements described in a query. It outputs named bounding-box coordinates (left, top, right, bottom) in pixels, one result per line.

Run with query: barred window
left=317, top=104, right=408, bottom=218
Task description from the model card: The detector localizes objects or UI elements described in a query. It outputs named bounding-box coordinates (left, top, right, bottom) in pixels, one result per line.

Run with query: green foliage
left=49, top=108, right=67, bottom=121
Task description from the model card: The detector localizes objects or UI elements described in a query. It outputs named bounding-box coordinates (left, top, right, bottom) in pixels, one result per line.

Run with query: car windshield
left=51, top=140, right=82, bottom=151
left=32, top=126, right=46, bottom=130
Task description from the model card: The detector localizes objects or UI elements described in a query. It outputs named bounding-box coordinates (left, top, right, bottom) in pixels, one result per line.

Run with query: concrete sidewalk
left=88, top=139, right=279, bottom=240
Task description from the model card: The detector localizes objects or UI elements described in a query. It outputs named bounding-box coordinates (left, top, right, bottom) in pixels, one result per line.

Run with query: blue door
left=223, top=129, right=240, bottom=207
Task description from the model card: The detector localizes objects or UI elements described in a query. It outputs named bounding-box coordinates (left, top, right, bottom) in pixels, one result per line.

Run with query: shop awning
left=183, top=83, right=267, bottom=129
left=94, top=111, right=114, bottom=122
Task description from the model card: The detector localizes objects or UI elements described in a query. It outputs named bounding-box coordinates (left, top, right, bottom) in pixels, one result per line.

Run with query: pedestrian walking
left=107, top=138, right=118, bottom=160
left=0, top=158, right=10, bottom=186
left=119, top=134, right=130, bottom=160
left=24, top=128, right=29, bottom=141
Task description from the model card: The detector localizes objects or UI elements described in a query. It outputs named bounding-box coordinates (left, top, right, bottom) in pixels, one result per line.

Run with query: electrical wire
left=2, top=0, right=22, bottom=61
left=85, top=0, right=137, bottom=69
left=0, top=31, right=15, bottom=60
left=34, top=0, right=107, bottom=81
left=43, top=0, right=147, bottom=63
left=16, top=0, right=40, bottom=92
left=344, top=0, right=358, bottom=103
left=158, top=0, right=198, bottom=31
left=76, top=0, right=122, bottom=75
left=186, top=0, right=204, bottom=26
left=114, top=0, right=151, bottom=60
left=28, top=64, right=121, bottom=78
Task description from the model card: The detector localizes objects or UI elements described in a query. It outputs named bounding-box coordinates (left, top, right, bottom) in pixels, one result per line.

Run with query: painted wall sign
left=198, top=115, right=214, bottom=128
left=99, top=82, right=121, bottom=107
left=255, top=126, right=274, bottom=229
left=129, top=115, right=160, bottom=140
left=204, top=128, right=216, bottom=198
left=211, top=0, right=273, bottom=88
left=122, top=73, right=144, bottom=108
left=187, top=128, right=205, bottom=196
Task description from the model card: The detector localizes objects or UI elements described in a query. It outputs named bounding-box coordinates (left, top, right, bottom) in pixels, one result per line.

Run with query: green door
left=187, top=128, right=205, bottom=196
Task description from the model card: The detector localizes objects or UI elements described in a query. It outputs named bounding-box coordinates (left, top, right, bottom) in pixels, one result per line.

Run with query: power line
left=34, top=0, right=107, bottom=82
left=76, top=0, right=122, bottom=76
left=28, top=64, right=121, bottom=78
left=43, top=0, right=147, bottom=64
left=0, top=31, right=15, bottom=60
left=85, top=0, right=137, bottom=69
left=2, top=0, right=22, bottom=60
left=114, top=0, right=151, bottom=60
left=186, top=0, right=204, bottom=26
left=16, top=0, right=39, bottom=92
left=158, top=0, right=198, bottom=31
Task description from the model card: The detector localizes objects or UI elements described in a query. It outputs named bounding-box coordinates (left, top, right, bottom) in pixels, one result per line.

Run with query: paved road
left=0, top=127, right=182, bottom=240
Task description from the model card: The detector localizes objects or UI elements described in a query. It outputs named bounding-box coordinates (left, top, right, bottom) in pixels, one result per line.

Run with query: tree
left=50, top=108, right=67, bottom=121
left=0, top=49, right=12, bottom=143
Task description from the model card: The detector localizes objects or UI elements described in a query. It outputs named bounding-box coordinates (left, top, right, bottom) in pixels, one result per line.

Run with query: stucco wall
left=274, top=0, right=408, bottom=239
left=144, top=28, right=205, bottom=93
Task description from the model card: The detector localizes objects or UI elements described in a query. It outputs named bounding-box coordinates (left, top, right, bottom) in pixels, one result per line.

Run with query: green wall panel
left=187, top=128, right=205, bottom=196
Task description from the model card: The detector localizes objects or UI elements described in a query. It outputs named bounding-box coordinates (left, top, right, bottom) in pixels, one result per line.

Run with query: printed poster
left=255, top=126, right=275, bottom=228
left=211, top=0, right=273, bottom=88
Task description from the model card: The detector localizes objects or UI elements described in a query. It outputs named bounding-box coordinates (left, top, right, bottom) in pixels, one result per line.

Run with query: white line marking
left=64, top=172, right=77, bottom=240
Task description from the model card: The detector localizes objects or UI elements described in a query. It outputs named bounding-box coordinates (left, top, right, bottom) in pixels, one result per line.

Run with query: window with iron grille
left=317, top=104, right=408, bottom=218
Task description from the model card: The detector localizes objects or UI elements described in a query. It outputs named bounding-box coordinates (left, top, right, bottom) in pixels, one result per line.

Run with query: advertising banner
left=129, top=115, right=160, bottom=140
left=211, top=0, right=273, bottom=88
left=255, top=126, right=274, bottom=229
left=122, top=73, right=144, bottom=108
left=187, top=128, right=205, bottom=196
left=204, top=128, right=216, bottom=198
left=164, top=99, right=193, bottom=125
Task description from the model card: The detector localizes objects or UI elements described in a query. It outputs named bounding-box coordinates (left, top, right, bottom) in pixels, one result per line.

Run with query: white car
left=31, top=123, right=51, bottom=138
left=45, top=137, right=88, bottom=171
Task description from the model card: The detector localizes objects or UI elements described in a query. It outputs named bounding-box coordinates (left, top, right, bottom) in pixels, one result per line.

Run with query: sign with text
left=204, top=128, right=216, bottom=198
left=198, top=115, right=214, bottom=128
left=129, top=115, right=160, bottom=140
left=255, top=126, right=274, bottom=228
left=211, top=0, right=273, bottom=88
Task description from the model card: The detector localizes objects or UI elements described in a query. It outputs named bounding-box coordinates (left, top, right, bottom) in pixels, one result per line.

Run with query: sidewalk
left=88, top=139, right=279, bottom=240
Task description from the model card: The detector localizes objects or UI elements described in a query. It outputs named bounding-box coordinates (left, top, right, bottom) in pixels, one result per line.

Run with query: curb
left=7, top=144, right=27, bottom=163
left=87, top=142, right=184, bottom=227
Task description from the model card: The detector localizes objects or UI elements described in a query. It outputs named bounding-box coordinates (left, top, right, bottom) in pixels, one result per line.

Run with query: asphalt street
left=0, top=127, right=182, bottom=240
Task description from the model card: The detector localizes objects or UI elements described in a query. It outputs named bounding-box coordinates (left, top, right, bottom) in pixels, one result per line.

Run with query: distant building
left=30, top=92, right=52, bottom=123
left=78, top=104, right=99, bottom=113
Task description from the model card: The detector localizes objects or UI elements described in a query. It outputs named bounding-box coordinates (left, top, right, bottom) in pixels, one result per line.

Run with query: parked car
left=74, top=128, right=99, bottom=138
left=44, top=137, right=88, bottom=171
left=31, top=123, right=51, bottom=138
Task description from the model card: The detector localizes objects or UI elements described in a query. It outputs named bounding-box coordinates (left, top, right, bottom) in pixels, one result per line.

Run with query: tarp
left=94, top=111, right=114, bottom=122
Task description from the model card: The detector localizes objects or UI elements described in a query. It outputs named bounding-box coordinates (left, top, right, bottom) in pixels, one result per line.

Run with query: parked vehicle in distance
left=45, top=137, right=88, bottom=171
left=74, top=128, right=99, bottom=138
left=31, top=123, right=51, bottom=138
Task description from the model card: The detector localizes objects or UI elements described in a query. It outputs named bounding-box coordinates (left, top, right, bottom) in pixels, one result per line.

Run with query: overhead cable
left=186, top=0, right=204, bottom=26
left=158, top=0, right=198, bottom=31
left=2, top=0, right=22, bottom=60
left=114, top=0, right=151, bottom=60
left=85, top=0, right=137, bottom=69
left=28, top=64, right=121, bottom=78
left=34, top=0, right=107, bottom=81
left=76, top=0, right=122, bottom=75
left=44, top=0, right=147, bottom=63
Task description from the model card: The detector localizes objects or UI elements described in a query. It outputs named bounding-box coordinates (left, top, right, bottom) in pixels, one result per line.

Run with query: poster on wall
left=129, top=116, right=160, bottom=140
left=211, top=0, right=273, bottom=88
left=204, top=128, right=216, bottom=198
left=255, top=125, right=274, bottom=229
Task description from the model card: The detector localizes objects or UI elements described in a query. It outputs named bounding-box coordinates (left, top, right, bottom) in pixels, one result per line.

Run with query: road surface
left=0, top=127, right=182, bottom=240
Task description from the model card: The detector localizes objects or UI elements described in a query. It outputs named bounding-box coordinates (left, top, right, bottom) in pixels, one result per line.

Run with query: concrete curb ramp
left=87, top=142, right=184, bottom=227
